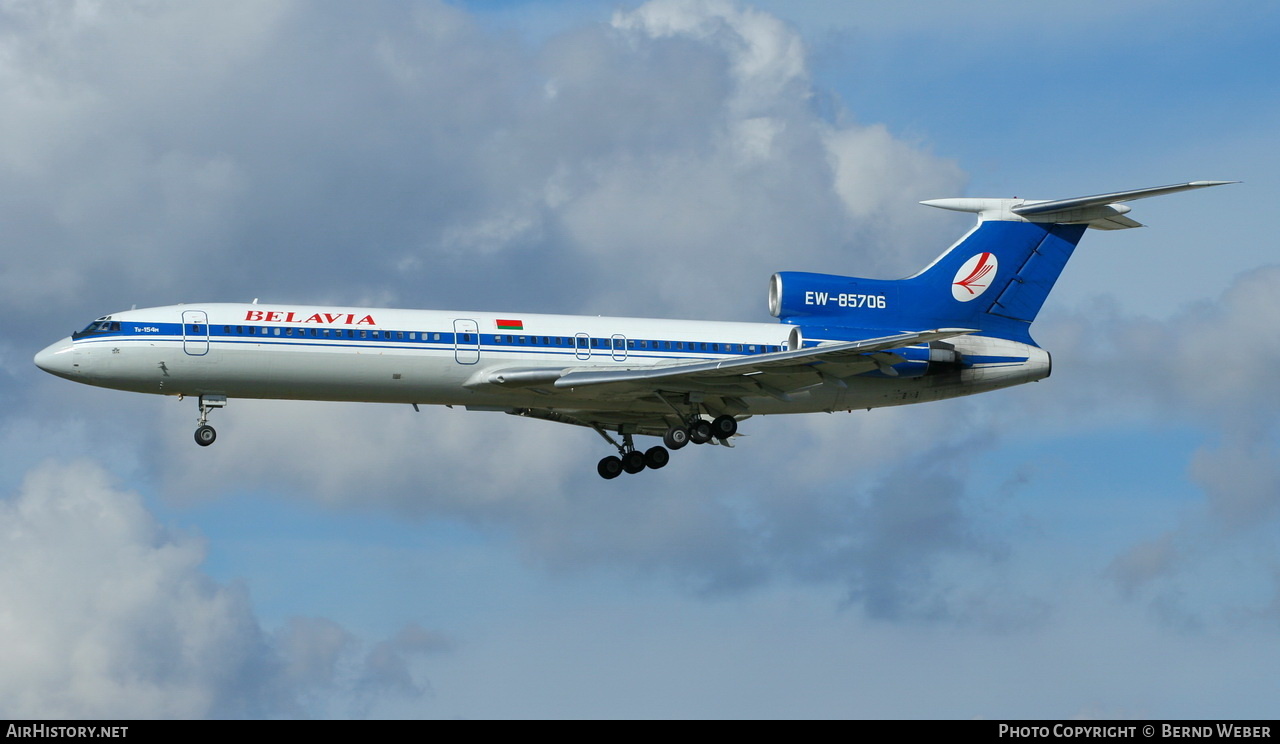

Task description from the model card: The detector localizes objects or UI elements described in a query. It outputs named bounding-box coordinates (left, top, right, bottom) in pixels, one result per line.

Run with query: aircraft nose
left=34, top=337, right=78, bottom=379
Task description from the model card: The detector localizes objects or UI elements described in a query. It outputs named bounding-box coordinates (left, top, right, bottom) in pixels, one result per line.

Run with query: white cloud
left=0, top=460, right=273, bottom=717
left=0, top=459, right=448, bottom=718
left=1032, top=265, right=1280, bottom=608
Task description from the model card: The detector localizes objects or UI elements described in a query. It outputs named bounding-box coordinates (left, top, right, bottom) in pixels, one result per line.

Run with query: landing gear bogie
left=592, top=414, right=746, bottom=479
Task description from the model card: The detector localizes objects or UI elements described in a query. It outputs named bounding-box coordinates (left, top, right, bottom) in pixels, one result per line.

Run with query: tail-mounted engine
left=768, top=272, right=897, bottom=323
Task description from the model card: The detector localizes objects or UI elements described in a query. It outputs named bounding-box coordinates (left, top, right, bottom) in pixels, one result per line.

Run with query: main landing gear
left=594, top=415, right=739, bottom=479
left=596, top=432, right=670, bottom=480
left=192, top=394, right=227, bottom=447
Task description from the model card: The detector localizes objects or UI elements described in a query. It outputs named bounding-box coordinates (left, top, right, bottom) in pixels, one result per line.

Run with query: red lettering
left=245, top=309, right=375, bottom=325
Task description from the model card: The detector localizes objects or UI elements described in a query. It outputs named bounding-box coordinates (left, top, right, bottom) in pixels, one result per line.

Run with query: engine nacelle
left=768, top=272, right=897, bottom=322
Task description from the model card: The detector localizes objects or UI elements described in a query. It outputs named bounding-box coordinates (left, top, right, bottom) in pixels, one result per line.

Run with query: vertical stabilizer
left=770, top=181, right=1236, bottom=344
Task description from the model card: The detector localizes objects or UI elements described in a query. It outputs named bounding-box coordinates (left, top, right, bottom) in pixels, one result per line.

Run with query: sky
left=1, top=0, right=1278, bottom=719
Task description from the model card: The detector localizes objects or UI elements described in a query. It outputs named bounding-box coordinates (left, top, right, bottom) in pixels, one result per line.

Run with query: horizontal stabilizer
left=922, top=180, right=1237, bottom=230
left=1011, top=181, right=1238, bottom=215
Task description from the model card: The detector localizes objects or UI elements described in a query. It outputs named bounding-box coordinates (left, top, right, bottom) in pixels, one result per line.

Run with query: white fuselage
left=35, top=302, right=1049, bottom=417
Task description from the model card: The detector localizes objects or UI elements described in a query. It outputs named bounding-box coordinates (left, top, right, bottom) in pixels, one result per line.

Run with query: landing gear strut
left=590, top=407, right=744, bottom=479
left=193, top=394, right=227, bottom=447
left=593, top=428, right=669, bottom=480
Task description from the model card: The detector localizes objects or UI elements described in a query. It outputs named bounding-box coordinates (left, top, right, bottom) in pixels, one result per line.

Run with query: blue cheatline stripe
left=74, top=322, right=1033, bottom=370
left=74, top=321, right=786, bottom=358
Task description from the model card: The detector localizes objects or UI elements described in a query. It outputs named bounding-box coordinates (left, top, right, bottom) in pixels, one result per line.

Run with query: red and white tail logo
left=952, top=252, right=998, bottom=302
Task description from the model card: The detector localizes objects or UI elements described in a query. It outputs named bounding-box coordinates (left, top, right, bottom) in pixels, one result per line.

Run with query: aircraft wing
left=473, top=328, right=973, bottom=400
left=552, top=328, right=972, bottom=391
left=469, top=328, right=974, bottom=440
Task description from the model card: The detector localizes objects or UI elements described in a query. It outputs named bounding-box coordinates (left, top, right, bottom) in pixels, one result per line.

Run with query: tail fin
left=770, top=181, right=1235, bottom=343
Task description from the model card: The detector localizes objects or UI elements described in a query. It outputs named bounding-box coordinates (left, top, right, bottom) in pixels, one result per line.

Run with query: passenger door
left=181, top=310, right=209, bottom=356
left=453, top=319, right=480, bottom=364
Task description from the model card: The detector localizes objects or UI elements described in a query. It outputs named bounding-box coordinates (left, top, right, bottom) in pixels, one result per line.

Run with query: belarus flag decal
left=496, top=319, right=524, bottom=331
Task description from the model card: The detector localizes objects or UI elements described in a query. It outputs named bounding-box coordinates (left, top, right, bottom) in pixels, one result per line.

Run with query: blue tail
left=896, top=220, right=1088, bottom=342
left=768, top=181, right=1235, bottom=344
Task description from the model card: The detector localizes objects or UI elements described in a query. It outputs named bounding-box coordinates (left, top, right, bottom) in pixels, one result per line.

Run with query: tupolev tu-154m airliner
left=35, top=181, right=1233, bottom=478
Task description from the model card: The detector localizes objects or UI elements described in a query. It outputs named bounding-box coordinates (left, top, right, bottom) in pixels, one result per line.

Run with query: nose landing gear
left=192, top=394, right=227, bottom=447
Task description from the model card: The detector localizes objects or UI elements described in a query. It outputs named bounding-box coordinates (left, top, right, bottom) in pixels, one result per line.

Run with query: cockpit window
left=72, top=320, right=120, bottom=339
